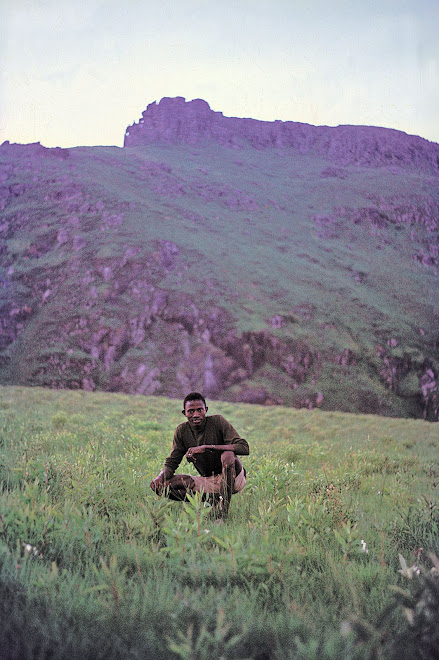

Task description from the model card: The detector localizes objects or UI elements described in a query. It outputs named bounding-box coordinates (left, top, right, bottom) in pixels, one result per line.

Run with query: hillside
left=0, top=98, right=438, bottom=419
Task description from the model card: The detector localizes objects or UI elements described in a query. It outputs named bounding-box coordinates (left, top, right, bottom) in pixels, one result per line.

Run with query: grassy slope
left=0, top=386, right=438, bottom=659
left=72, top=144, right=438, bottom=333
left=1, top=142, right=438, bottom=415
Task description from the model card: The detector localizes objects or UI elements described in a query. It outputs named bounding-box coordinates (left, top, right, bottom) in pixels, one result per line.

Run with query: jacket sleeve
left=218, top=415, right=249, bottom=455
left=163, top=426, right=187, bottom=474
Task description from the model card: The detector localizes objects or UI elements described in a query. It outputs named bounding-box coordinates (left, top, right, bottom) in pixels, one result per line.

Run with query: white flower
left=23, top=542, right=42, bottom=558
left=340, top=621, right=351, bottom=637
left=398, top=554, right=420, bottom=579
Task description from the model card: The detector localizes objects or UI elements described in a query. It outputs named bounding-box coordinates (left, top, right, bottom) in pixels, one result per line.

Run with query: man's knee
left=221, top=451, right=235, bottom=469
left=170, top=474, right=195, bottom=489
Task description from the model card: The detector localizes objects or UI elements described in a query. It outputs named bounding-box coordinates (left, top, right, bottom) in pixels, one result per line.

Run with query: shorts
left=191, top=468, right=246, bottom=494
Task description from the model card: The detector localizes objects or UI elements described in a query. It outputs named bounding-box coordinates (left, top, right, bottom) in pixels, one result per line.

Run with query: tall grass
left=0, top=386, right=438, bottom=658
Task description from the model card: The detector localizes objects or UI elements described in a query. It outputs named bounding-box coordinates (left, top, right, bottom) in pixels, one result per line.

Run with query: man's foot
left=207, top=495, right=227, bottom=521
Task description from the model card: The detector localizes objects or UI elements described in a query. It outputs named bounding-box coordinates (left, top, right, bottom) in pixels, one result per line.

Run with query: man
left=150, top=392, right=249, bottom=518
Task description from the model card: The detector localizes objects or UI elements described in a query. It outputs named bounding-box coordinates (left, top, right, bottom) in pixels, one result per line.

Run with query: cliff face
left=1, top=99, right=438, bottom=420
left=125, top=97, right=439, bottom=175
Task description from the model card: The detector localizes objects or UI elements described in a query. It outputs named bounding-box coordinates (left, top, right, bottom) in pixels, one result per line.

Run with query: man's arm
left=186, top=416, right=249, bottom=461
left=217, top=415, right=249, bottom=455
left=186, top=443, right=245, bottom=460
left=149, top=426, right=186, bottom=492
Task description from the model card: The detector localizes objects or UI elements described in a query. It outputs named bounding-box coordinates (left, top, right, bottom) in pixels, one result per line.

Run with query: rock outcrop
left=125, top=97, right=439, bottom=175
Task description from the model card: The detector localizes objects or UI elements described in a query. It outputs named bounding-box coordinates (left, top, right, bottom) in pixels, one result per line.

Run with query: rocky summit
left=125, top=97, right=439, bottom=175
left=1, top=98, right=438, bottom=419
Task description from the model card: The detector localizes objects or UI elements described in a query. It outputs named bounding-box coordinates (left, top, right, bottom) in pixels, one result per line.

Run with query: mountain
left=1, top=98, right=438, bottom=419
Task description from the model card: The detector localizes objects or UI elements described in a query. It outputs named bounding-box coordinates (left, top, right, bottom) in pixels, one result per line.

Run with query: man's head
left=182, top=392, right=208, bottom=428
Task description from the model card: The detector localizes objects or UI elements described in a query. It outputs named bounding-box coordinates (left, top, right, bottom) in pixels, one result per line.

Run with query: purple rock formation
left=0, top=141, right=69, bottom=159
left=124, top=97, right=439, bottom=175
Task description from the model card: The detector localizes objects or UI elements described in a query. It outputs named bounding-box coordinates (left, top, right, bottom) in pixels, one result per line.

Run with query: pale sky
left=1, top=0, right=438, bottom=148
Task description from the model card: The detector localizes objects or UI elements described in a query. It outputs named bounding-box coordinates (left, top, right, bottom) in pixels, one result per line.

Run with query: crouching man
left=150, top=392, right=249, bottom=518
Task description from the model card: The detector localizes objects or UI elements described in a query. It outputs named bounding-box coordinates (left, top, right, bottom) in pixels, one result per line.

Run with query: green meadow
left=0, top=385, right=438, bottom=659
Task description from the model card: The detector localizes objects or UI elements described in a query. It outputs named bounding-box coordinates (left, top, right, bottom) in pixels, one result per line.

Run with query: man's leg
left=218, top=452, right=239, bottom=518
left=184, top=451, right=245, bottom=517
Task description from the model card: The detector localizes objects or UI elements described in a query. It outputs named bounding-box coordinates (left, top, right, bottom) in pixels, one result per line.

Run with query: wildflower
left=429, top=552, right=439, bottom=575
left=360, top=539, right=369, bottom=554
left=398, top=553, right=420, bottom=579
left=340, top=621, right=352, bottom=637
left=23, top=542, right=43, bottom=558
left=403, top=607, right=415, bottom=625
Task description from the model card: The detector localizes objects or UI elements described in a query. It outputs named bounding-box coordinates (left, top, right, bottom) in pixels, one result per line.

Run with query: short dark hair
left=183, top=392, right=207, bottom=408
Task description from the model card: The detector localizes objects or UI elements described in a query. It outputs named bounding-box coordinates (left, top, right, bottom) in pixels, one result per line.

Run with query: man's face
left=183, top=399, right=208, bottom=428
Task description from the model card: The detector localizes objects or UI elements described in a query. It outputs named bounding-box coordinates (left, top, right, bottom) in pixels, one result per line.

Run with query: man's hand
left=150, top=469, right=173, bottom=494
left=149, top=473, right=165, bottom=494
left=186, top=445, right=213, bottom=463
